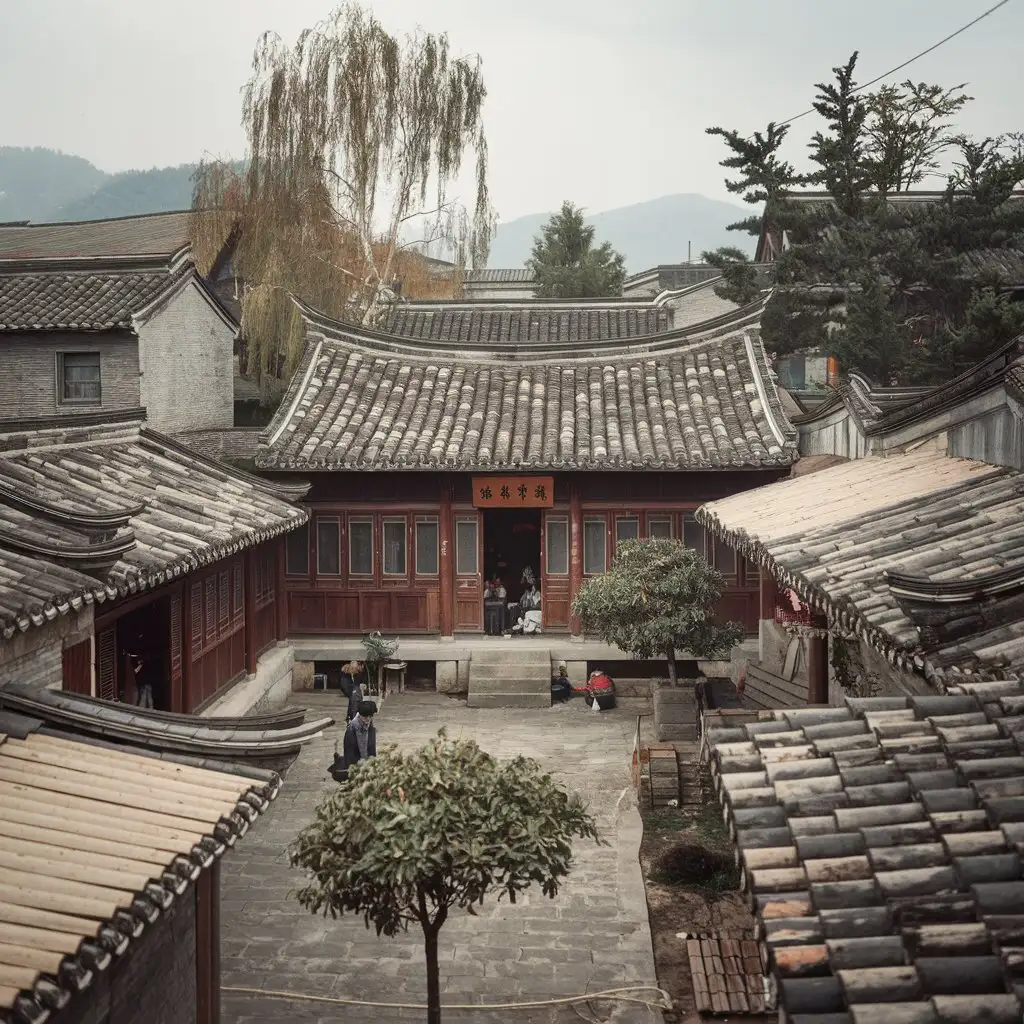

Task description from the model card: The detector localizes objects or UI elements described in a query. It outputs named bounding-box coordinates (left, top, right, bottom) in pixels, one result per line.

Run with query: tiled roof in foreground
left=258, top=300, right=797, bottom=472
left=0, top=714, right=277, bottom=1024
left=0, top=413, right=307, bottom=640
left=697, top=451, right=1024, bottom=680
left=703, top=687, right=1024, bottom=1023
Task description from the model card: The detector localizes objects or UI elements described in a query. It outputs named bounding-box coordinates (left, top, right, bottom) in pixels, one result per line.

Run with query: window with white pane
left=316, top=517, right=340, bottom=575
left=615, top=516, right=639, bottom=544
left=383, top=518, right=407, bottom=576
left=455, top=518, right=478, bottom=575
left=348, top=518, right=374, bottom=576
left=545, top=517, right=569, bottom=575
left=415, top=518, right=439, bottom=576
left=647, top=516, right=673, bottom=539
left=583, top=517, right=606, bottom=575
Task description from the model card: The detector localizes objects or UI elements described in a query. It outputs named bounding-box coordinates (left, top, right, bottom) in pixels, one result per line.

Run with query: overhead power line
left=775, top=0, right=1013, bottom=129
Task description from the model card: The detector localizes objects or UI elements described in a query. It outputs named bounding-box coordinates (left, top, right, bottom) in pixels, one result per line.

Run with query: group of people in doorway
left=483, top=565, right=543, bottom=636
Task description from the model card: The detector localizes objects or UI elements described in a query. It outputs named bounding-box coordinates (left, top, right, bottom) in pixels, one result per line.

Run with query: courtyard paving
left=220, top=691, right=664, bottom=1024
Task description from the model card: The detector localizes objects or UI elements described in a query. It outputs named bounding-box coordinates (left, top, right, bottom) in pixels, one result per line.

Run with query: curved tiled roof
left=0, top=211, right=193, bottom=260
left=0, top=257, right=193, bottom=332
left=257, top=300, right=797, bottom=472
left=0, top=417, right=307, bottom=639
left=382, top=302, right=670, bottom=344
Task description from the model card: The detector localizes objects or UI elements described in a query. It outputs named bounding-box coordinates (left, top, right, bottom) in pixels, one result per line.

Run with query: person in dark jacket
left=340, top=660, right=365, bottom=722
left=343, top=700, right=378, bottom=771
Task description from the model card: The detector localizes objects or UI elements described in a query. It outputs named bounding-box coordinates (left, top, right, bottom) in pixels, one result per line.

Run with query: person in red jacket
left=585, top=670, right=616, bottom=711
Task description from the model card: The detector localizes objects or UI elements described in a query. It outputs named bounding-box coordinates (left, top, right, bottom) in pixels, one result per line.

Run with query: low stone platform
left=652, top=684, right=698, bottom=743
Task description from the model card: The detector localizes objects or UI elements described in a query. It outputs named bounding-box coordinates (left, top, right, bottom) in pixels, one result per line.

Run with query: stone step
left=469, top=676, right=550, bottom=695
left=467, top=692, right=552, bottom=709
left=469, top=650, right=556, bottom=668
left=469, top=664, right=552, bottom=682
left=653, top=685, right=699, bottom=743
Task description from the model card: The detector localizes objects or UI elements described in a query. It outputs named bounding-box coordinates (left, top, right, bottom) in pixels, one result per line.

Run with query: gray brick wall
left=0, top=334, right=140, bottom=419
left=58, top=888, right=198, bottom=1024
left=0, top=607, right=93, bottom=690
left=139, top=282, right=233, bottom=434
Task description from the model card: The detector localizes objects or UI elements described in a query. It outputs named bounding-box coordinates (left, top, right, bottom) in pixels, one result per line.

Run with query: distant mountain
left=0, top=146, right=210, bottom=224
left=0, top=147, right=107, bottom=223
left=487, top=194, right=757, bottom=272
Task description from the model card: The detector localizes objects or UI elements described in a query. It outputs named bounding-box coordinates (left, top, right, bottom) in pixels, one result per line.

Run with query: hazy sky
left=1, top=0, right=1020, bottom=221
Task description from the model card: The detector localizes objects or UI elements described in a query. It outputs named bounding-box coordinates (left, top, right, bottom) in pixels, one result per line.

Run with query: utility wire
left=775, top=0, right=1013, bottom=129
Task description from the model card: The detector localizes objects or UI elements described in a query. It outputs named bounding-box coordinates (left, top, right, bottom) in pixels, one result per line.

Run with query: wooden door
left=453, top=513, right=483, bottom=630
left=96, top=626, right=117, bottom=701
left=541, top=511, right=571, bottom=628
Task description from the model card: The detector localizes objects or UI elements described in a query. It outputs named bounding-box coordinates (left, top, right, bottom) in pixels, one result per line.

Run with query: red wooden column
left=569, top=481, right=583, bottom=637
left=182, top=581, right=196, bottom=713
left=169, top=585, right=184, bottom=713
left=439, top=477, right=454, bottom=638
left=759, top=568, right=778, bottom=623
left=243, top=549, right=257, bottom=676
left=807, top=613, right=830, bottom=705
left=275, top=537, right=289, bottom=641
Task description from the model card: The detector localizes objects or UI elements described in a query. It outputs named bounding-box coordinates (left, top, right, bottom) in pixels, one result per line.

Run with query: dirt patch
left=639, top=803, right=760, bottom=1024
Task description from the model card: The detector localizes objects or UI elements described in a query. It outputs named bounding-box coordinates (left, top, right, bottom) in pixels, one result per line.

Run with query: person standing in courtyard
left=343, top=699, right=378, bottom=771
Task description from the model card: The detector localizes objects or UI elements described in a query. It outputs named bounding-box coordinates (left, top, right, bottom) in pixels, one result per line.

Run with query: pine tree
left=527, top=202, right=626, bottom=298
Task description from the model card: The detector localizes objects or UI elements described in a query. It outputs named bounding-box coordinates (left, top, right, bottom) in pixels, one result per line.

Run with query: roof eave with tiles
left=703, top=688, right=1024, bottom=1023
left=257, top=300, right=798, bottom=473
left=0, top=419, right=308, bottom=641
left=0, top=724, right=279, bottom=1024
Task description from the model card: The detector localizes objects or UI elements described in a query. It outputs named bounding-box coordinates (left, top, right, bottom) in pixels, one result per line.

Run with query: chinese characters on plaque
left=472, top=476, right=554, bottom=508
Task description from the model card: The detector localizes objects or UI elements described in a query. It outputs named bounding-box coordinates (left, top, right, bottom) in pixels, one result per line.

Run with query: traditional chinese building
left=255, top=296, right=797, bottom=649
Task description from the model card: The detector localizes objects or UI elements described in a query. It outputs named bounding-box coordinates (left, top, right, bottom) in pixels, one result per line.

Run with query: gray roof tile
left=0, top=417, right=307, bottom=639
left=703, top=688, right=1024, bottom=1022
left=0, top=257, right=192, bottom=331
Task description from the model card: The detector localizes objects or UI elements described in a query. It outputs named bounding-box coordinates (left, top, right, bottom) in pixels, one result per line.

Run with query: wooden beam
left=807, top=614, right=828, bottom=704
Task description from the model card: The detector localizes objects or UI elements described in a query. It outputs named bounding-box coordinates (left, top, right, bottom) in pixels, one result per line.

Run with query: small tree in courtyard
left=573, top=538, right=744, bottom=686
left=290, top=731, right=601, bottom=1024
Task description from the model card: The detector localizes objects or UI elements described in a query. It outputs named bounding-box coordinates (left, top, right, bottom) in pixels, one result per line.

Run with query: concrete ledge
left=202, top=644, right=294, bottom=717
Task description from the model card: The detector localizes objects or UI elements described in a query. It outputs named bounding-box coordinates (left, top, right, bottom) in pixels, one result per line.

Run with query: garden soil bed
left=639, top=804, right=770, bottom=1024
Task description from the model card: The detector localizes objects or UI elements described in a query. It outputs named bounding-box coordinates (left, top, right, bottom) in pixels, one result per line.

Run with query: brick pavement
left=220, top=692, right=664, bottom=1024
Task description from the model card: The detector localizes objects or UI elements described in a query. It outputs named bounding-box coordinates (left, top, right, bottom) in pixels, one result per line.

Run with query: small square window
left=615, top=517, right=639, bottom=544
left=58, top=352, right=101, bottom=404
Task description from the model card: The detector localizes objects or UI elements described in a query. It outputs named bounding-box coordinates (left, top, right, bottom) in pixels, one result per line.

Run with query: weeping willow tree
left=191, top=3, right=493, bottom=384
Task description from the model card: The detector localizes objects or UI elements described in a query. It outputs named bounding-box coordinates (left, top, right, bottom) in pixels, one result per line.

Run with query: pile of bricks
left=684, top=930, right=769, bottom=1015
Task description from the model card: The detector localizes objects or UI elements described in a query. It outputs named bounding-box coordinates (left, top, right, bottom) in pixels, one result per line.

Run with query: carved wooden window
left=383, top=518, right=407, bottom=577
left=415, top=517, right=439, bottom=576
left=455, top=518, right=478, bottom=576
left=285, top=524, right=310, bottom=576
left=96, top=627, right=117, bottom=701
left=583, top=517, right=606, bottom=575
left=615, top=516, right=639, bottom=545
left=233, top=562, right=243, bottom=616
left=190, top=583, right=203, bottom=656
left=316, top=517, right=341, bottom=576
left=170, top=593, right=182, bottom=680
left=219, top=572, right=230, bottom=626
left=545, top=517, right=569, bottom=576
left=205, top=577, right=217, bottom=642
left=682, top=512, right=707, bottom=560
left=714, top=536, right=737, bottom=576
left=647, top=516, right=674, bottom=539
left=348, top=518, right=374, bottom=577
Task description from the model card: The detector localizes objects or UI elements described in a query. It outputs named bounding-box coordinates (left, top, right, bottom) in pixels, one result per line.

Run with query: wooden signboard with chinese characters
left=472, top=476, right=554, bottom=508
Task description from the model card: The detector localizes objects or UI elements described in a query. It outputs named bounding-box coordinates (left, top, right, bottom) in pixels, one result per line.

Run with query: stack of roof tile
left=703, top=686, right=1024, bottom=1023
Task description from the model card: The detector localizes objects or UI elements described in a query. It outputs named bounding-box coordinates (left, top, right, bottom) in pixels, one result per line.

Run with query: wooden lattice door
left=169, top=592, right=183, bottom=712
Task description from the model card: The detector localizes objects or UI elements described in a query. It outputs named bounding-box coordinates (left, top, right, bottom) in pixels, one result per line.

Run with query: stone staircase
left=466, top=648, right=552, bottom=709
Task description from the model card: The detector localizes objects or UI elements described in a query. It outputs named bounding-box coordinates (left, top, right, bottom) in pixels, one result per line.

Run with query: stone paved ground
left=221, top=692, right=664, bottom=1024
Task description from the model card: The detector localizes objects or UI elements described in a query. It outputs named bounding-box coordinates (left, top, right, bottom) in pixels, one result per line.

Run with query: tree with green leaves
left=290, top=730, right=601, bottom=1024
left=706, top=51, right=1024, bottom=384
left=191, top=2, right=494, bottom=386
left=527, top=201, right=626, bottom=298
left=573, top=539, right=744, bottom=686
